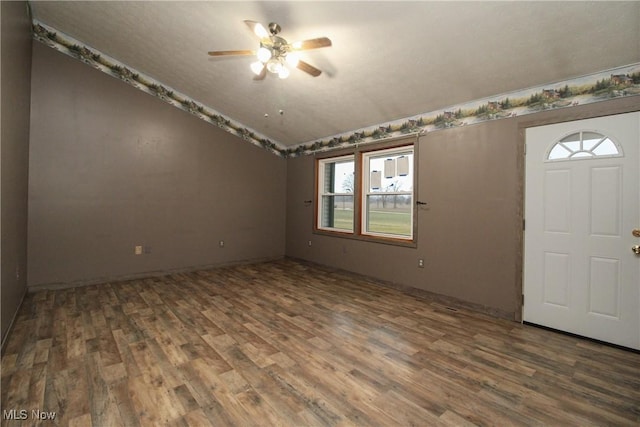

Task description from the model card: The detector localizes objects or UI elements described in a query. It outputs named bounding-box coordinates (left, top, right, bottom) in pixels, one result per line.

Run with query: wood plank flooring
left=2, top=258, right=639, bottom=426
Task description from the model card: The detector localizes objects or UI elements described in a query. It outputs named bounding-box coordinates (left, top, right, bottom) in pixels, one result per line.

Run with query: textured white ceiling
left=30, top=1, right=640, bottom=148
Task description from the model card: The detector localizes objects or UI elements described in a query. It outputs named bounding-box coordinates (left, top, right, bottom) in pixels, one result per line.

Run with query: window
left=547, top=131, right=622, bottom=161
left=316, top=144, right=415, bottom=243
left=317, top=155, right=355, bottom=232
left=363, top=147, right=414, bottom=239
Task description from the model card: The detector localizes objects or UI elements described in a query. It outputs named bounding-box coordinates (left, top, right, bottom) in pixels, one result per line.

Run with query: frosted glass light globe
left=278, top=67, right=290, bottom=79
left=266, top=60, right=283, bottom=74
left=286, top=52, right=299, bottom=67
left=257, top=47, right=272, bottom=62
left=250, top=61, right=264, bottom=75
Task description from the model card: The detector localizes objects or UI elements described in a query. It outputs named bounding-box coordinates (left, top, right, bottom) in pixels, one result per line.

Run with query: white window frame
left=362, top=146, right=414, bottom=240
left=316, top=154, right=355, bottom=233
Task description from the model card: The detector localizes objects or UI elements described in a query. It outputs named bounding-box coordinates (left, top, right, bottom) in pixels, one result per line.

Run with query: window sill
left=313, top=228, right=417, bottom=248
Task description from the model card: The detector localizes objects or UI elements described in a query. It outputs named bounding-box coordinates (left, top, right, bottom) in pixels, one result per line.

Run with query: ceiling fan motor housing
left=268, top=22, right=281, bottom=35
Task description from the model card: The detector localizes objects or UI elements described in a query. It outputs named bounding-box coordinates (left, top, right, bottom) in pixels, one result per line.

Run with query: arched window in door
left=546, top=131, right=622, bottom=161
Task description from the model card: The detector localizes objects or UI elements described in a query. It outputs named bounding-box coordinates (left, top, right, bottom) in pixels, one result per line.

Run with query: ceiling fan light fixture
left=250, top=61, right=264, bottom=75
left=278, top=66, right=290, bottom=79
left=253, top=23, right=269, bottom=39
left=209, top=20, right=331, bottom=79
left=257, top=47, right=272, bottom=62
left=266, top=59, right=283, bottom=74
left=285, top=52, right=300, bottom=67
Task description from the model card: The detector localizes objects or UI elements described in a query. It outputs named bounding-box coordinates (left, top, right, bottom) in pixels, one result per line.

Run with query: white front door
left=524, top=112, right=640, bottom=350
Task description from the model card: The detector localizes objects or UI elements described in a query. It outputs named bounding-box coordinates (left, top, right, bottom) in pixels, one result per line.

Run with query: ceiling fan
left=208, top=20, right=332, bottom=80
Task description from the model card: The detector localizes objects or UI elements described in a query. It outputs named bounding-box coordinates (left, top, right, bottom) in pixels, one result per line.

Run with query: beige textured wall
left=1, top=1, right=32, bottom=344
left=286, top=96, right=640, bottom=319
left=28, top=43, right=286, bottom=288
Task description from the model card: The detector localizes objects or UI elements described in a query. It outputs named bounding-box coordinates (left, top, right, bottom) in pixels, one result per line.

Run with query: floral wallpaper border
left=33, top=20, right=640, bottom=158
left=32, top=21, right=287, bottom=157
left=289, top=63, right=640, bottom=157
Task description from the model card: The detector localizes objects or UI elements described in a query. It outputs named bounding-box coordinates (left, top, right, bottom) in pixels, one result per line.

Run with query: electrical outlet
left=308, top=240, right=312, bottom=247
left=135, top=245, right=143, bottom=255
left=219, top=240, right=225, bottom=248
left=418, top=259, right=425, bottom=268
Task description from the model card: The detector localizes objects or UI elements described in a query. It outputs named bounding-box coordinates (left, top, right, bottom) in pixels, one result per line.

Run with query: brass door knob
left=633, top=245, right=640, bottom=255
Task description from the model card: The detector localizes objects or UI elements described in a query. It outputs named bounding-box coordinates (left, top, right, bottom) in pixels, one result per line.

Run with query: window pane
left=366, top=195, right=412, bottom=236
left=324, top=160, right=355, bottom=193
left=582, top=132, right=602, bottom=151
left=549, top=144, right=571, bottom=159
left=592, top=138, right=619, bottom=156
left=368, top=153, right=413, bottom=193
left=321, top=195, right=354, bottom=231
left=562, top=140, right=580, bottom=152
left=560, top=133, right=581, bottom=143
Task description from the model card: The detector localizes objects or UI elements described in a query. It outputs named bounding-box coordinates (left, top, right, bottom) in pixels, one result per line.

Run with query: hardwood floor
left=2, top=259, right=639, bottom=426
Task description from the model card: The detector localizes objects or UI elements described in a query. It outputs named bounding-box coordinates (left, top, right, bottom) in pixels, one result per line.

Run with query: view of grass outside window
left=317, top=156, right=355, bottom=232
left=363, top=147, right=413, bottom=238
left=365, top=196, right=413, bottom=235
left=316, top=144, right=415, bottom=242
